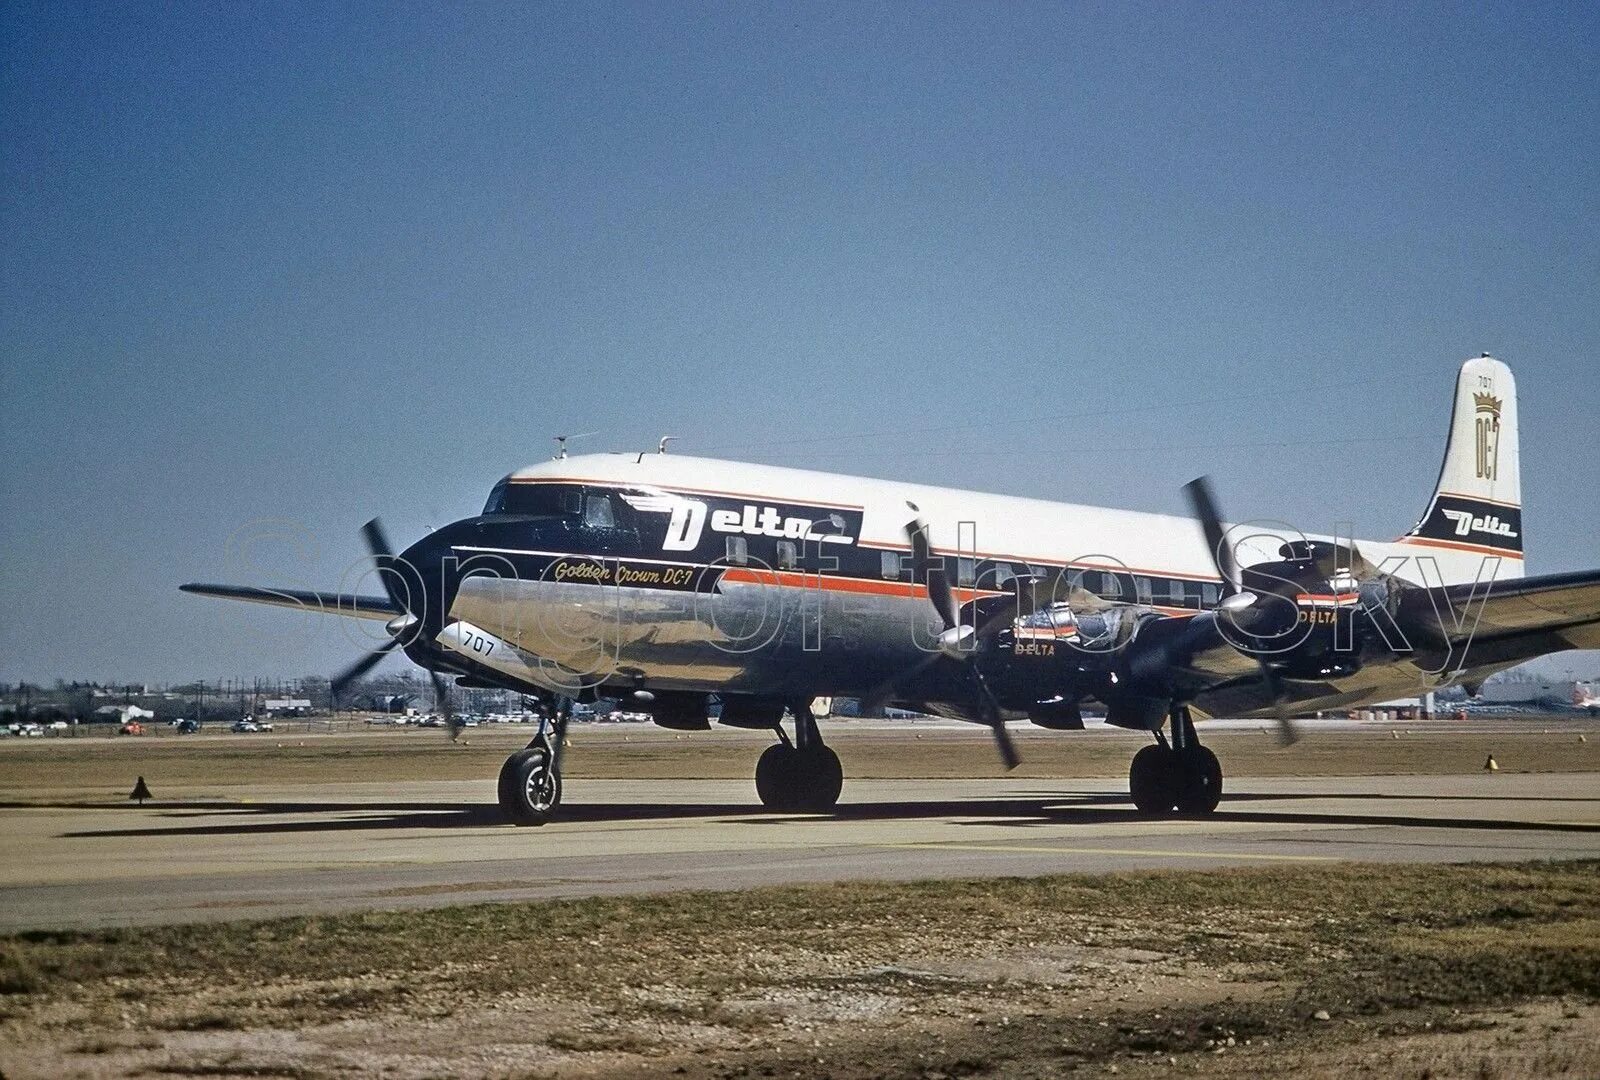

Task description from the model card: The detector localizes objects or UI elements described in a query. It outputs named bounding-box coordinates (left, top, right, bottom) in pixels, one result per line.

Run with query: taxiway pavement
left=2, top=772, right=1596, bottom=931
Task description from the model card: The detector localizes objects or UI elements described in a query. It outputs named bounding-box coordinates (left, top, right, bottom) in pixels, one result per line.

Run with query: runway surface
left=2, top=772, right=1597, bottom=931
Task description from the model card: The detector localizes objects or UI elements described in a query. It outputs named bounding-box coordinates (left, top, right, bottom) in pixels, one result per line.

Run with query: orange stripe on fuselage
left=1435, top=491, right=1522, bottom=510
left=1395, top=536, right=1524, bottom=559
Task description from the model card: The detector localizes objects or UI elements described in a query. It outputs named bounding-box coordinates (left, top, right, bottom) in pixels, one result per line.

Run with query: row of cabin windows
left=493, top=485, right=1219, bottom=608
left=726, top=537, right=802, bottom=571
left=870, top=550, right=1219, bottom=608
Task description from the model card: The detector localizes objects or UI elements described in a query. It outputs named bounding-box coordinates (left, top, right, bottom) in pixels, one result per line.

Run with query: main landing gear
left=755, top=702, right=844, bottom=812
left=498, top=699, right=570, bottom=826
left=1129, top=707, right=1223, bottom=816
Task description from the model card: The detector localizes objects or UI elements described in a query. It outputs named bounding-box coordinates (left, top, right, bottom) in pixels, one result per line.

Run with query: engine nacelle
left=646, top=691, right=712, bottom=731
left=1103, top=695, right=1168, bottom=731
left=1028, top=699, right=1084, bottom=730
left=716, top=696, right=785, bottom=730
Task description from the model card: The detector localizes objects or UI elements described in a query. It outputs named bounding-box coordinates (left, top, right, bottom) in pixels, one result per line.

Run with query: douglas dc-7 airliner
left=185, top=356, right=1600, bottom=825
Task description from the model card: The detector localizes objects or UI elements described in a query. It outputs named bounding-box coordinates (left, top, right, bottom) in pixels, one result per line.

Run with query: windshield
left=483, top=481, right=584, bottom=517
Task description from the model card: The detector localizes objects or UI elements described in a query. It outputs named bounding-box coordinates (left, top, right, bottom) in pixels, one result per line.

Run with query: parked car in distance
left=176, top=719, right=202, bottom=734
left=231, top=719, right=259, bottom=733
left=118, top=721, right=145, bottom=736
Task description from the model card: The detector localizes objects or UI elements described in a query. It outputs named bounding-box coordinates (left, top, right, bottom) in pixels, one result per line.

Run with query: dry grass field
left=0, top=861, right=1596, bottom=1077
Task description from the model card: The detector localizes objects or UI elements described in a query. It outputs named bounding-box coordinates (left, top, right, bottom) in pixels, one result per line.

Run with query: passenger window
left=881, top=550, right=903, bottom=580
left=957, top=557, right=976, bottom=588
left=726, top=535, right=748, bottom=566
left=775, top=541, right=797, bottom=570
left=1202, top=582, right=1219, bottom=606
left=1135, top=576, right=1152, bottom=604
left=583, top=494, right=615, bottom=528
left=1169, top=579, right=1187, bottom=604
left=992, top=562, right=1015, bottom=587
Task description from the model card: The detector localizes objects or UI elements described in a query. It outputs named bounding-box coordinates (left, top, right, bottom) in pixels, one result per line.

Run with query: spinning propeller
left=865, top=505, right=1020, bottom=770
left=1181, top=477, right=1300, bottom=746
left=329, top=519, right=462, bottom=739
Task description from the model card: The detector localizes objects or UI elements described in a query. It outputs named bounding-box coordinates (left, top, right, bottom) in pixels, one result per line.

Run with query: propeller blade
left=431, top=668, right=462, bottom=740
left=361, top=518, right=410, bottom=612
left=906, top=515, right=959, bottom=631
left=330, top=636, right=401, bottom=697
left=1183, top=476, right=1239, bottom=595
left=1262, top=670, right=1300, bottom=746
left=361, top=517, right=397, bottom=560
left=974, top=669, right=1020, bottom=770
left=991, top=718, right=1021, bottom=770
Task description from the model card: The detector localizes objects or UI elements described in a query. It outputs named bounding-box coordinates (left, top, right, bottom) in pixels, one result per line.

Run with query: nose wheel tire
left=498, top=746, right=562, bottom=826
left=755, top=743, right=843, bottom=812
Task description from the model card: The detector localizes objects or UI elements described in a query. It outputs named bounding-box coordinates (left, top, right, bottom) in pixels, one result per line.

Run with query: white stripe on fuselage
left=506, top=452, right=1405, bottom=584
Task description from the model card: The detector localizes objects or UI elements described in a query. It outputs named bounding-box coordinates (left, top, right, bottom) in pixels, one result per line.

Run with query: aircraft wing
left=1407, top=569, right=1600, bottom=650
left=1394, top=568, right=1600, bottom=687
left=180, top=583, right=401, bottom=621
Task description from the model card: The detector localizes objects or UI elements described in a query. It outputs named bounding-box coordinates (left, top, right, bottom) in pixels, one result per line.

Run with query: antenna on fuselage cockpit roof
left=636, top=435, right=679, bottom=463
left=552, top=431, right=598, bottom=460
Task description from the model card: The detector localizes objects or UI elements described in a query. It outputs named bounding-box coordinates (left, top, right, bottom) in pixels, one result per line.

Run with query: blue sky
left=2, top=2, right=1597, bottom=683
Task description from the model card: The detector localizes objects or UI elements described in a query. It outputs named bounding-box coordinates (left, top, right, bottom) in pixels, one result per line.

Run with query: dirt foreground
left=2, top=860, right=1597, bottom=1078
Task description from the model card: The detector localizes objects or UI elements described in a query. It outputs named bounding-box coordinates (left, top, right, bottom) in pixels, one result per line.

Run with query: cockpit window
left=483, top=481, right=583, bottom=517
left=583, top=494, right=616, bottom=528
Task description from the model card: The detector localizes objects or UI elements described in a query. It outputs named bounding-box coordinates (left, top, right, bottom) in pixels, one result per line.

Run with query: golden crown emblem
left=1473, top=391, right=1502, bottom=416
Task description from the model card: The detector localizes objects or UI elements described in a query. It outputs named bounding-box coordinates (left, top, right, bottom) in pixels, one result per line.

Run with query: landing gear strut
left=755, top=702, right=843, bottom=812
left=498, top=698, right=570, bottom=826
left=1129, top=707, right=1223, bottom=816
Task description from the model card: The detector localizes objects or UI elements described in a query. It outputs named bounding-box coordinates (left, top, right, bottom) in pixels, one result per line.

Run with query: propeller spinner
left=330, top=519, right=462, bottom=740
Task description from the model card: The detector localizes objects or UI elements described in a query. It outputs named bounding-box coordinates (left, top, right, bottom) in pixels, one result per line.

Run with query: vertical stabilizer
left=1399, top=355, right=1523, bottom=580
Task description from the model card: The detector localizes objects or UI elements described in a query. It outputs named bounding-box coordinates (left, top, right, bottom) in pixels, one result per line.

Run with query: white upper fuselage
left=508, top=451, right=1403, bottom=587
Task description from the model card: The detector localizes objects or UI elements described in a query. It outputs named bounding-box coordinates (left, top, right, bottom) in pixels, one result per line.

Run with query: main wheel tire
left=1174, top=745, right=1223, bottom=815
left=755, top=744, right=843, bottom=811
left=504, top=746, right=561, bottom=826
left=756, top=743, right=798, bottom=809
left=1129, top=744, right=1178, bottom=815
left=793, top=746, right=843, bottom=811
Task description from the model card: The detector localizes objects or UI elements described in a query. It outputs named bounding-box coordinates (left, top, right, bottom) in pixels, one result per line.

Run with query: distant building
left=262, top=698, right=313, bottom=715
left=1477, top=679, right=1597, bottom=709
left=93, top=704, right=155, bottom=724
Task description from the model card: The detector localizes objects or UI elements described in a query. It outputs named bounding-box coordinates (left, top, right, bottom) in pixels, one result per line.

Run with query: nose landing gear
left=498, top=698, right=571, bottom=826
left=1128, top=706, right=1223, bottom=816
left=755, top=702, right=843, bottom=812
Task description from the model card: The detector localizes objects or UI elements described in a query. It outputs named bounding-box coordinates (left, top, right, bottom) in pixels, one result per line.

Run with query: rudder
left=1399, top=355, right=1524, bottom=580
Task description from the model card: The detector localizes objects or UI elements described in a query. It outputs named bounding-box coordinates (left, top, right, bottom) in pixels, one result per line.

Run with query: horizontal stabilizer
left=180, top=583, right=400, bottom=621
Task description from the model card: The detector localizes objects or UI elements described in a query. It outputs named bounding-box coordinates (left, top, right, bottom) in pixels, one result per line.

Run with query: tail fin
left=1399, top=355, right=1524, bottom=580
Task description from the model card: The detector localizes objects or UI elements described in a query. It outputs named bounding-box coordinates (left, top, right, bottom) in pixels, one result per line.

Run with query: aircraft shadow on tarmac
left=50, top=791, right=1600, bottom=840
